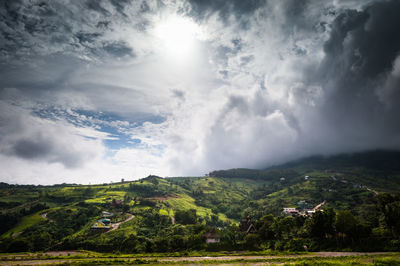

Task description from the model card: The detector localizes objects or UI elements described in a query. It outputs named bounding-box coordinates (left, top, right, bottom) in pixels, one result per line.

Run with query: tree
left=305, top=208, right=335, bottom=239
left=377, top=193, right=400, bottom=236
left=121, top=234, right=138, bottom=253
left=257, top=214, right=275, bottom=240
left=7, top=238, right=32, bottom=252
left=335, top=210, right=357, bottom=239
left=244, top=234, right=261, bottom=250
left=33, top=232, right=52, bottom=251
left=170, top=235, right=185, bottom=251
left=122, top=204, right=130, bottom=213
left=175, top=209, right=197, bottom=225
left=221, top=224, right=238, bottom=247
left=274, top=216, right=296, bottom=239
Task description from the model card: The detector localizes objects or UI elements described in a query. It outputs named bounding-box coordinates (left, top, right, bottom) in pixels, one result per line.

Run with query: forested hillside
left=0, top=150, right=399, bottom=253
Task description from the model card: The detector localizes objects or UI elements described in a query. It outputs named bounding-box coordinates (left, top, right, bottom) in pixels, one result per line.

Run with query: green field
left=1, top=211, right=45, bottom=238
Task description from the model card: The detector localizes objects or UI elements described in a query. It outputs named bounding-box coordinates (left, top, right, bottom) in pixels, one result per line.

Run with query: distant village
left=279, top=171, right=377, bottom=217
left=283, top=200, right=326, bottom=217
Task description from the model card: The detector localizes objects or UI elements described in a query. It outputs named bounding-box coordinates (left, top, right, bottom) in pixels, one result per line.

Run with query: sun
left=154, top=15, right=200, bottom=59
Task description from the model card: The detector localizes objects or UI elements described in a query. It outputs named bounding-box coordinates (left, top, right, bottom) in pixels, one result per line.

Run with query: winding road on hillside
left=107, top=213, right=134, bottom=232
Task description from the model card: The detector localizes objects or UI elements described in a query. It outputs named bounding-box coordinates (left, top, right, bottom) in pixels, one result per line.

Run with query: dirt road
left=107, top=213, right=134, bottom=232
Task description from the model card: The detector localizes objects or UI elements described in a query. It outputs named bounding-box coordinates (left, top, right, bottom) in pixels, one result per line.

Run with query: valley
left=0, top=151, right=399, bottom=257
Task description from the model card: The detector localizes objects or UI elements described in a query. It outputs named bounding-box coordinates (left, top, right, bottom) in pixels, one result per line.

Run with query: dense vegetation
left=0, top=150, right=400, bottom=253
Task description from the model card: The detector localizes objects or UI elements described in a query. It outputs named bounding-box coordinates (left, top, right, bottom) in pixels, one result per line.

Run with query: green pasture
left=164, top=193, right=228, bottom=221
left=1, top=211, right=45, bottom=238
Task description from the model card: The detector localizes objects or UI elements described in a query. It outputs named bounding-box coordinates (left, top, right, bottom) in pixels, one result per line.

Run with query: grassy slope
left=0, top=176, right=255, bottom=237
left=1, top=211, right=45, bottom=238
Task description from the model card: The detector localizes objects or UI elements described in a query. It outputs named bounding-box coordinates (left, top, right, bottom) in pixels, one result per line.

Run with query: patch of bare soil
left=154, top=252, right=388, bottom=262
left=42, top=251, right=83, bottom=256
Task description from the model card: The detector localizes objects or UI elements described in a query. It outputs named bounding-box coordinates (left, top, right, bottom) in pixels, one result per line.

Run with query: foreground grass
left=0, top=252, right=399, bottom=265
left=0, top=250, right=309, bottom=259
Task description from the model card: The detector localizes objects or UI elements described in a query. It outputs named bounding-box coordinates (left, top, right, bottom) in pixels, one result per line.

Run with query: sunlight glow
left=154, top=15, right=200, bottom=59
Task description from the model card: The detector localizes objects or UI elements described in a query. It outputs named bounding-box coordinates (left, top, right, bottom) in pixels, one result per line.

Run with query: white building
left=283, top=207, right=299, bottom=216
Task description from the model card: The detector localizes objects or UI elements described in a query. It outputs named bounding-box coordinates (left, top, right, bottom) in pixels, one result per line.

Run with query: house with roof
left=91, top=218, right=112, bottom=231
left=283, top=207, right=299, bottom=216
left=102, top=211, right=114, bottom=217
left=100, top=218, right=111, bottom=225
left=205, top=232, right=221, bottom=243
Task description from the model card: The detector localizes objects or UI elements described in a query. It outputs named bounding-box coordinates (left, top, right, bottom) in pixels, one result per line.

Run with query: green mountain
left=0, top=150, right=399, bottom=253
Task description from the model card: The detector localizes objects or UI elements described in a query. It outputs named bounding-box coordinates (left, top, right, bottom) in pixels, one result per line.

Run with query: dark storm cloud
left=316, top=0, right=400, bottom=140
left=10, top=137, right=82, bottom=168
left=85, top=0, right=111, bottom=16
left=322, top=4, right=400, bottom=80
left=0, top=102, right=100, bottom=169
left=185, top=0, right=400, bottom=172
left=186, top=0, right=326, bottom=31
left=186, top=0, right=265, bottom=24
left=0, top=0, right=140, bottom=62
left=109, top=0, right=134, bottom=16
left=12, top=139, right=52, bottom=160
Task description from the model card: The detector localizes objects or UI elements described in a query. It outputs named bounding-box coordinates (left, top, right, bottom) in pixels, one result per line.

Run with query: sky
left=1, top=0, right=400, bottom=185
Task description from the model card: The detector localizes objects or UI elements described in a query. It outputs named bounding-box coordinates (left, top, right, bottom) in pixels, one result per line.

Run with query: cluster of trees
left=241, top=193, right=400, bottom=251
left=128, top=183, right=162, bottom=197
left=1, top=205, right=99, bottom=252
left=175, top=209, right=197, bottom=225
left=377, top=193, right=400, bottom=237
left=0, top=203, right=47, bottom=235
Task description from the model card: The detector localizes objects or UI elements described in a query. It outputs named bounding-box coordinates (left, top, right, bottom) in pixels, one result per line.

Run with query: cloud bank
left=0, top=0, right=400, bottom=184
